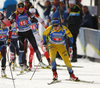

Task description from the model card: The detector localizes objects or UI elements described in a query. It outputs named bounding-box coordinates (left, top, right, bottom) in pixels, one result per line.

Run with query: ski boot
left=40, top=61, right=47, bottom=68
left=20, top=64, right=24, bottom=73
left=24, top=65, right=28, bottom=71
left=12, top=62, right=15, bottom=70
left=53, top=71, right=58, bottom=80
left=9, top=59, right=16, bottom=70
left=47, top=58, right=51, bottom=65
left=71, top=58, right=77, bottom=62
left=69, top=71, right=78, bottom=81
left=1, top=67, right=6, bottom=77
left=28, top=62, right=32, bottom=71
left=14, top=60, right=18, bottom=68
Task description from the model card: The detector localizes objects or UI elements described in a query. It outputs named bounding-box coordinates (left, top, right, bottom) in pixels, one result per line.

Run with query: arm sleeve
left=42, top=26, right=52, bottom=43
left=64, top=26, right=73, bottom=38
left=33, top=14, right=47, bottom=28
left=8, top=12, right=16, bottom=23
left=42, top=25, right=52, bottom=36
left=63, top=26, right=73, bottom=46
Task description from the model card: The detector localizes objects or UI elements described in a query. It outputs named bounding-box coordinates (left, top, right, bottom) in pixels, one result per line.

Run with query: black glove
left=37, top=2, right=40, bottom=5
left=9, top=26, right=12, bottom=31
left=43, top=41, right=47, bottom=45
left=0, top=12, right=4, bottom=20
left=31, top=17, right=38, bottom=23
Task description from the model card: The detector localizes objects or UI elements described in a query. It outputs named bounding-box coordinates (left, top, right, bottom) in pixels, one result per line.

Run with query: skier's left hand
left=7, top=39, right=11, bottom=45
left=43, top=45, right=47, bottom=52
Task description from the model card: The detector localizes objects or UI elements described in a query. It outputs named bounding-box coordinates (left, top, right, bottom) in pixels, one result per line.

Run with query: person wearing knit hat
left=62, top=0, right=82, bottom=62
left=60, top=0, right=66, bottom=4
left=69, top=0, right=76, bottom=4
left=24, top=0, right=32, bottom=10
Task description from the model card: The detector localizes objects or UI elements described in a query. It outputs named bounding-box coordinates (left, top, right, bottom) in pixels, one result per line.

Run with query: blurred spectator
left=37, top=0, right=51, bottom=26
left=98, top=16, right=100, bottom=24
left=53, top=0, right=68, bottom=26
left=80, top=6, right=93, bottom=28
left=62, top=0, right=82, bottom=62
left=50, top=0, right=54, bottom=6
left=54, top=0, right=59, bottom=7
left=3, top=8, right=7, bottom=17
left=24, top=0, right=40, bottom=17
left=49, top=0, right=60, bottom=19
left=3, top=0, right=17, bottom=18
left=37, top=0, right=51, bottom=18
left=24, top=0, right=32, bottom=10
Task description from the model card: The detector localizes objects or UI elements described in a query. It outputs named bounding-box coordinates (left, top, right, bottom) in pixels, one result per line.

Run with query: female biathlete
left=43, top=18, right=79, bottom=81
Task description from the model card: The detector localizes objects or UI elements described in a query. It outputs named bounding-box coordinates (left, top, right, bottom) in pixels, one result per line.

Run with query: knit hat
left=60, top=0, right=65, bottom=3
left=69, top=0, right=76, bottom=4
left=45, top=0, right=50, bottom=2
left=25, top=0, right=30, bottom=2
left=50, top=0, right=54, bottom=2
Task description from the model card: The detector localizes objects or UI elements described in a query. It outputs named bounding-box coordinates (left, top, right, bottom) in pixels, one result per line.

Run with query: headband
left=29, top=8, right=36, bottom=13
left=52, top=19, right=60, bottom=24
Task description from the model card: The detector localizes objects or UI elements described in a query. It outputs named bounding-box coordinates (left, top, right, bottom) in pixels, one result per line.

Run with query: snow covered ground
left=0, top=51, right=100, bottom=88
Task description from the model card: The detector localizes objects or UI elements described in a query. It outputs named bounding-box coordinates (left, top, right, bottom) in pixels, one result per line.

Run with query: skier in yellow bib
left=43, top=18, right=78, bottom=81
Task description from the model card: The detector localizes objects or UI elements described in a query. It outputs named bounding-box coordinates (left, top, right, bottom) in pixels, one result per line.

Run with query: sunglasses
left=18, top=8, right=24, bottom=11
left=53, top=24, right=59, bottom=27
left=60, top=3, right=64, bottom=6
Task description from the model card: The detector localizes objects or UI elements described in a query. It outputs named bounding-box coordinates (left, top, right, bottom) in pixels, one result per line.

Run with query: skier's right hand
left=43, top=45, right=47, bottom=52
left=69, top=47, right=72, bottom=53
left=43, top=41, right=47, bottom=46
left=0, top=12, right=4, bottom=20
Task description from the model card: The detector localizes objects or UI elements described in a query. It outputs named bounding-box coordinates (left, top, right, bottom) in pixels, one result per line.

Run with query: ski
left=48, top=80, right=61, bottom=85
left=1, top=76, right=15, bottom=80
left=65, top=79, right=94, bottom=83
left=17, top=72, right=27, bottom=76
left=26, top=69, right=34, bottom=72
left=40, top=66, right=51, bottom=69
left=34, top=65, right=51, bottom=69
left=56, top=64, right=83, bottom=68
left=17, top=70, right=34, bottom=76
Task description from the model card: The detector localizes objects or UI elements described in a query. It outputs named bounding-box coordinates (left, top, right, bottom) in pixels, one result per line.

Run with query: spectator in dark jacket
left=61, top=0, right=82, bottom=62
left=80, top=6, right=93, bottom=28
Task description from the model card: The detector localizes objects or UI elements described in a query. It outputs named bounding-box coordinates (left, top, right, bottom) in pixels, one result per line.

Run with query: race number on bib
left=19, top=20, right=27, bottom=26
left=30, top=24, right=37, bottom=30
